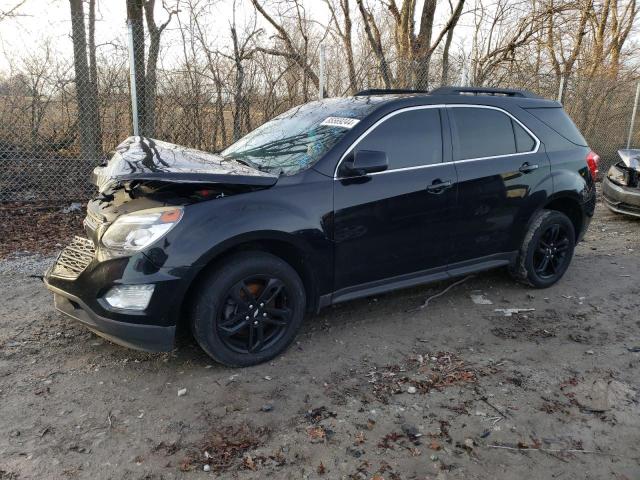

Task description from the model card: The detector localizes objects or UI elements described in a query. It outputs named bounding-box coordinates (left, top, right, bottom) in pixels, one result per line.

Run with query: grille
left=51, top=236, right=96, bottom=279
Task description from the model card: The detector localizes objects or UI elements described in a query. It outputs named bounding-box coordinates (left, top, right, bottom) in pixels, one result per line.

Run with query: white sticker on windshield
left=320, top=116, right=360, bottom=129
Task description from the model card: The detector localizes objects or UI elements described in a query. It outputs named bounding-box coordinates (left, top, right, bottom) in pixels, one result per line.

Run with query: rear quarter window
left=525, top=107, right=587, bottom=146
left=449, top=107, right=536, bottom=160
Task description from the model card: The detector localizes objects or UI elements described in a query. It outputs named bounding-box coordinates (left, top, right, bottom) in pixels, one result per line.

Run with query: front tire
left=191, top=252, right=306, bottom=367
left=511, top=210, right=576, bottom=288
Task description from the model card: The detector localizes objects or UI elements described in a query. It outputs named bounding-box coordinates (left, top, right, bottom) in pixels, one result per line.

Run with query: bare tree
left=356, top=0, right=394, bottom=88
left=441, top=0, right=465, bottom=84
left=126, top=0, right=176, bottom=137
left=325, top=0, right=358, bottom=93
left=385, top=0, right=465, bottom=88
left=587, top=0, right=637, bottom=77
left=250, top=0, right=320, bottom=88
left=223, top=2, right=262, bottom=140
left=0, top=0, right=26, bottom=22
left=471, top=0, right=548, bottom=86
left=69, top=0, right=102, bottom=159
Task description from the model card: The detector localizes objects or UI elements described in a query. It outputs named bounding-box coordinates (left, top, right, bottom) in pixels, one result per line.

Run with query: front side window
left=221, top=97, right=385, bottom=175
left=449, top=107, right=536, bottom=160
left=353, top=108, right=443, bottom=169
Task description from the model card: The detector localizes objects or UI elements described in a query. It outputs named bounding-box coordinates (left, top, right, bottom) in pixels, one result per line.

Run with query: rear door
left=332, top=106, right=457, bottom=294
left=446, top=105, right=551, bottom=266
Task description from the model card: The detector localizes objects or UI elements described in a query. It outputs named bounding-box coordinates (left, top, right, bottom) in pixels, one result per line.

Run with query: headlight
left=607, top=164, right=628, bottom=186
left=102, top=207, right=183, bottom=252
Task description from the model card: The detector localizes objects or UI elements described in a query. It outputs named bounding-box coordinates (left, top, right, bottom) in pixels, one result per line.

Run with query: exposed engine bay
left=85, top=136, right=278, bottom=241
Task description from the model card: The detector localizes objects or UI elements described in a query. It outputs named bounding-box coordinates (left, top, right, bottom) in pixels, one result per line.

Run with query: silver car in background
left=603, top=149, right=640, bottom=218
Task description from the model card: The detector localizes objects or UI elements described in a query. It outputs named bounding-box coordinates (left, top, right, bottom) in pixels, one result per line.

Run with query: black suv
left=44, top=87, right=597, bottom=366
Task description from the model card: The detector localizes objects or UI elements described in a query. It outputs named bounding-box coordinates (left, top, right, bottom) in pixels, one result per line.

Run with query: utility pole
left=627, top=82, right=640, bottom=149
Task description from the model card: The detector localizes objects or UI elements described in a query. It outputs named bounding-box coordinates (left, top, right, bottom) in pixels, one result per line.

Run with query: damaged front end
left=602, top=149, right=640, bottom=218
left=44, top=137, right=278, bottom=352
left=86, top=136, right=278, bottom=245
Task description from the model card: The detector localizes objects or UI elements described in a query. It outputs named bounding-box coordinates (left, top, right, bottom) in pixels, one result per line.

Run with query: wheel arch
left=541, top=193, right=584, bottom=242
left=179, top=231, right=321, bottom=328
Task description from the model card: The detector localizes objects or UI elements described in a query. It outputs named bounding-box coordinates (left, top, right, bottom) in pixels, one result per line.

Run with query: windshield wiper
left=226, top=156, right=260, bottom=170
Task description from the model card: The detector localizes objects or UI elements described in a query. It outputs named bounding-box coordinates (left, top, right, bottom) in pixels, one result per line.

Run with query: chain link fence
left=0, top=14, right=639, bottom=203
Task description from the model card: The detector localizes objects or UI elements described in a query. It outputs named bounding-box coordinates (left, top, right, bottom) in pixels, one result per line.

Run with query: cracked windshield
left=221, top=97, right=384, bottom=175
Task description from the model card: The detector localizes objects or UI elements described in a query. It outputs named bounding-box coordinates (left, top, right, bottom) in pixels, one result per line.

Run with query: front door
left=446, top=105, right=552, bottom=265
left=332, top=107, right=457, bottom=295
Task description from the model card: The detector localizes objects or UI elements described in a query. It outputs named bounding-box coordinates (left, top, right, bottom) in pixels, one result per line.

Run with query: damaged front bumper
left=44, top=237, right=188, bottom=352
left=602, top=151, right=640, bottom=218
left=602, top=178, right=640, bottom=217
left=47, top=286, right=175, bottom=351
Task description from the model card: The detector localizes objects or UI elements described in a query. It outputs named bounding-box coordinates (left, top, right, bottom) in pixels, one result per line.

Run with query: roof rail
left=355, top=88, right=430, bottom=96
left=429, top=86, right=540, bottom=99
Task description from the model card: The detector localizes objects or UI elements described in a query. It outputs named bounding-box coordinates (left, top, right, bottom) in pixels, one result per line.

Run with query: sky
left=0, top=0, right=637, bottom=75
left=0, top=0, right=330, bottom=72
left=0, top=0, right=472, bottom=73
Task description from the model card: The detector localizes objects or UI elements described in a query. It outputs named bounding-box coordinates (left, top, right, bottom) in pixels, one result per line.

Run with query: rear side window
left=449, top=107, right=536, bottom=160
left=514, top=122, right=536, bottom=152
left=355, top=108, right=442, bottom=169
left=525, top=107, right=587, bottom=146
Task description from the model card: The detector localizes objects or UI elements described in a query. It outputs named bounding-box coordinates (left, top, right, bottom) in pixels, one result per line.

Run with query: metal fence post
left=127, top=20, right=140, bottom=137
left=627, top=81, right=640, bottom=149
left=318, top=43, right=326, bottom=100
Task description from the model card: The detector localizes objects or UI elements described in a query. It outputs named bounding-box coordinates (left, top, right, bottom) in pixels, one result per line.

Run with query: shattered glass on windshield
left=221, top=97, right=385, bottom=175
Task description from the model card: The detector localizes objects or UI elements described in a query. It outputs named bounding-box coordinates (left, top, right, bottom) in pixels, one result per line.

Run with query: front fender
left=141, top=171, right=335, bottom=298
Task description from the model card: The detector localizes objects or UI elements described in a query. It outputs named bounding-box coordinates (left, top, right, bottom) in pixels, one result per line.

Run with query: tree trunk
left=144, top=27, right=159, bottom=138
left=341, top=0, right=358, bottom=93
left=143, top=0, right=173, bottom=138
left=69, top=0, right=101, bottom=160
left=87, top=0, right=102, bottom=150
left=441, top=26, right=454, bottom=85
left=231, top=26, right=245, bottom=141
left=356, top=0, right=393, bottom=88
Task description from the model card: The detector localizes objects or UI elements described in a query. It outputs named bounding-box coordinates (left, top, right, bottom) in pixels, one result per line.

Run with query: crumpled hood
left=618, top=149, right=640, bottom=172
left=93, top=136, right=278, bottom=191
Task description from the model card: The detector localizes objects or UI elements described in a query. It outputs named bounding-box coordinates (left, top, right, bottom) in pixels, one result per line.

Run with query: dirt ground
left=1, top=199, right=639, bottom=480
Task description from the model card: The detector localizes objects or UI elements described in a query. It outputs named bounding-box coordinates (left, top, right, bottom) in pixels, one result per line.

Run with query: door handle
left=426, top=179, right=453, bottom=194
left=519, top=162, right=539, bottom=173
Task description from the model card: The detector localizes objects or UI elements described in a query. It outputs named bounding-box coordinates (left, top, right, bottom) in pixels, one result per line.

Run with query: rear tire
left=191, top=252, right=306, bottom=367
left=511, top=210, right=575, bottom=288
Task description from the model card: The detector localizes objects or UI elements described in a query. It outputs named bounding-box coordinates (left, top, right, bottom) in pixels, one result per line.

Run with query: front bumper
left=44, top=240, right=190, bottom=352
left=602, top=177, right=640, bottom=218
left=48, top=286, right=175, bottom=351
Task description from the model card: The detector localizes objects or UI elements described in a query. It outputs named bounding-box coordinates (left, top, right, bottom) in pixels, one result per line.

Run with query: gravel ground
left=0, top=200, right=639, bottom=480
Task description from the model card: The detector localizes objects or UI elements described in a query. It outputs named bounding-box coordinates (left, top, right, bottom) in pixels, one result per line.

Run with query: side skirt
left=318, top=251, right=517, bottom=309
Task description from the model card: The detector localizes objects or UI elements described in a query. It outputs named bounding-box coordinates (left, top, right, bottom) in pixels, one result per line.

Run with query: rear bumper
left=48, top=283, right=175, bottom=351
left=602, top=177, right=640, bottom=218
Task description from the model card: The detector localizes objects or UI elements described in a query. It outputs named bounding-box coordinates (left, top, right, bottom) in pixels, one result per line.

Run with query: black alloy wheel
left=511, top=209, right=576, bottom=288
left=191, top=251, right=306, bottom=367
left=217, top=276, right=292, bottom=354
left=532, top=223, right=572, bottom=279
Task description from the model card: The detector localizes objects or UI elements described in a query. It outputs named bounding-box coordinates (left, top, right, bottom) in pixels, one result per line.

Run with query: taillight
left=586, top=151, right=600, bottom=181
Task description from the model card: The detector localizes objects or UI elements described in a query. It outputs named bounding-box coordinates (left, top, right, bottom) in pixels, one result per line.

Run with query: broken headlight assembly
left=101, top=207, right=183, bottom=252
left=607, top=164, right=628, bottom=186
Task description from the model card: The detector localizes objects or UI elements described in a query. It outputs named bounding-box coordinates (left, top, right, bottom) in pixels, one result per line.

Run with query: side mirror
left=340, top=150, right=388, bottom=177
